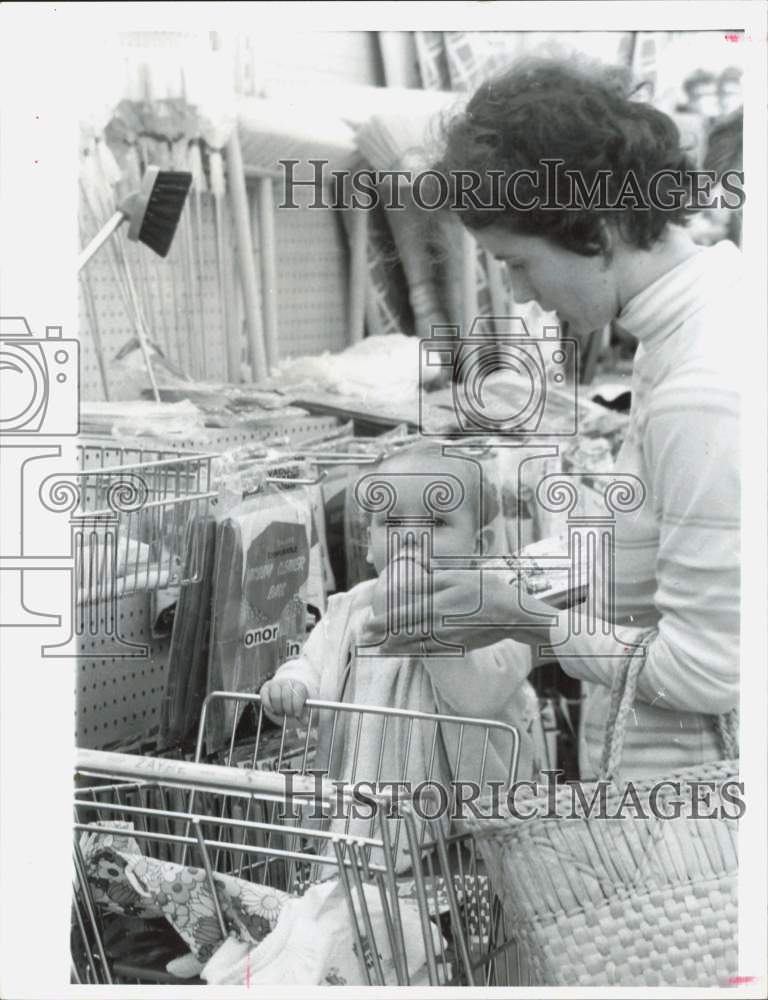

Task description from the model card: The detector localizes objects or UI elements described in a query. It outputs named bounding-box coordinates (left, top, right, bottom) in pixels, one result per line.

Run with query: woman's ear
left=597, top=218, right=617, bottom=263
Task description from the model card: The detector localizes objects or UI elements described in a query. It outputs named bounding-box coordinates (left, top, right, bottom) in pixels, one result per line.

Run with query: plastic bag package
left=306, top=481, right=333, bottom=610
left=320, top=463, right=350, bottom=593
left=158, top=513, right=218, bottom=750
left=205, top=487, right=315, bottom=752
left=343, top=462, right=379, bottom=590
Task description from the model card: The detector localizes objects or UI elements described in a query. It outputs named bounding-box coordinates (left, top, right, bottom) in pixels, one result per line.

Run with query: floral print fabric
left=79, top=823, right=445, bottom=985
left=79, top=824, right=287, bottom=965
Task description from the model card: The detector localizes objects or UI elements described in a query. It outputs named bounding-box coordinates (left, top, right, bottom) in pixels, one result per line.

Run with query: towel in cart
left=201, top=876, right=445, bottom=986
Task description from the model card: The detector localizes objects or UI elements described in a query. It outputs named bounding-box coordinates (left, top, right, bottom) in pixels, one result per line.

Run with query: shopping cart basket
left=73, top=698, right=532, bottom=986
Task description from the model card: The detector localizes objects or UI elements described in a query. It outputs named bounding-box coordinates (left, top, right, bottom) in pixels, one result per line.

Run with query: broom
left=77, top=164, right=192, bottom=271
left=352, top=92, right=460, bottom=340
left=352, top=87, right=460, bottom=172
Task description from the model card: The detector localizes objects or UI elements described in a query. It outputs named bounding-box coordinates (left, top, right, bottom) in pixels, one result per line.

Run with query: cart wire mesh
left=51, top=442, right=220, bottom=604
left=73, top=706, right=529, bottom=987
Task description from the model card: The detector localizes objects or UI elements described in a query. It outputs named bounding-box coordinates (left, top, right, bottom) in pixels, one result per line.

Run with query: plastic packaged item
left=158, top=514, right=217, bottom=748
left=205, top=488, right=314, bottom=751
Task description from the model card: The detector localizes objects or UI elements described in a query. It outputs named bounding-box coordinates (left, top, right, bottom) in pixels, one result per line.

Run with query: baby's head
left=361, top=441, right=499, bottom=574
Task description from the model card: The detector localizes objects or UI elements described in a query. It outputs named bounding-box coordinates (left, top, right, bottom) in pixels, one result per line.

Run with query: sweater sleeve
left=553, top=379, right=740, bottom=715
left=421, top=640, right=532, bottom=720
left=270, top=605, right=336, bottom=699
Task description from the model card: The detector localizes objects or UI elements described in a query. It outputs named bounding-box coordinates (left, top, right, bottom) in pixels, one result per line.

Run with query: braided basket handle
left=715, top=707, right=740, bottom=760
left=598, top=629, right=739, bottom=782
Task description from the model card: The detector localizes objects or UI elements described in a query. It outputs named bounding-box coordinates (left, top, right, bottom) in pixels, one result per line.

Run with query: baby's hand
left=260, top=678, right=309, bottom=721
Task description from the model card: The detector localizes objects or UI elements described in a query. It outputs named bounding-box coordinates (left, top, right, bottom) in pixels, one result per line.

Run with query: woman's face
left=471, top=226, right=621, bottom=338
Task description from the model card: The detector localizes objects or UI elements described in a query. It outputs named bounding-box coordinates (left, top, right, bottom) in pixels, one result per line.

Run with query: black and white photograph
left=0, top=2, right=766, bottom=996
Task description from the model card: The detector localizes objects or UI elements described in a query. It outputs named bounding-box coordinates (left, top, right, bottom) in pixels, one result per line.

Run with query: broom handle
left=77, top=211, right=125, bottom=272
left=347, top=207, right=368, bottom=344
left=123, top=262, right=161, bottom=403
left=257, top=175, right=279, bottom=369
left=225, top=128, right=269, bottom=379
left=213, top=195, right=236, bottom=382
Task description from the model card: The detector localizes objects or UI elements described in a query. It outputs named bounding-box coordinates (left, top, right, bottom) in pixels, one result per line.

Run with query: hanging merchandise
left=321, top=464, right=351, bottom=594
left=306, top=481, right=334, bottom=610
left=79, top=103, right=199, bottom=401
left=343, top=460, right=379, bottom=591
left=205, top=484, right=317, bottom=752
left=77, top=160, right=192, bottom=273
left=158, top=513, right=218, bottom=749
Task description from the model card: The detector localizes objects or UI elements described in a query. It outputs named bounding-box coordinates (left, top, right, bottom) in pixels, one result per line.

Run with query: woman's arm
left=267, top=604, right=337, bottom=697
left=359, top=379, right=739, bottom=720
left=553, top=379, right=740, bottom=715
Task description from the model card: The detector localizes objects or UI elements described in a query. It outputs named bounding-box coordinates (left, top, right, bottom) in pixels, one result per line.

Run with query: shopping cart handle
left=75, top=747, right=333, bottom=803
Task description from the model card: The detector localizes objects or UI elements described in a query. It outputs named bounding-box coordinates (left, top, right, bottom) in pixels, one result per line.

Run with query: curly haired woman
left=364, top=58, right=740, bottom=780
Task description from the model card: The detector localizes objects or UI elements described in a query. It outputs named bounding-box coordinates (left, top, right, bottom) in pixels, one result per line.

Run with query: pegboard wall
left=79, top=179, right=352, bottom=399
left=79, top=194, right=235, bottom=399
left=74, top=418, right=341, bottom=750
left=75, top=29, right=372, bottom=745
left=78, top=28, right=382, bottom=401
left=76, top=591, right=170, bottom=749
left=272, top=192, right=350, bottom=360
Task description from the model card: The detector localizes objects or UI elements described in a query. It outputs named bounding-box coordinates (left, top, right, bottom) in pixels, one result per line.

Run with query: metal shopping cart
left=73, top=694, right=537, bottom=986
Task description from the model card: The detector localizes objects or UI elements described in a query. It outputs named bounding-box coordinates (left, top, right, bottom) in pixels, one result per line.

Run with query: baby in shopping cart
left=260, top=441, right=546, bottom=868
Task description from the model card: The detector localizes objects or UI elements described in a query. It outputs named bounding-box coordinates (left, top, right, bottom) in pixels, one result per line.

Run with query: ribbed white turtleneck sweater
left=552, top=240, right=741, bottom=779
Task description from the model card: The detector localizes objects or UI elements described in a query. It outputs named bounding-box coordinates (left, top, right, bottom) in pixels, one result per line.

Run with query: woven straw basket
left=464, top=638, right=740, bottom=988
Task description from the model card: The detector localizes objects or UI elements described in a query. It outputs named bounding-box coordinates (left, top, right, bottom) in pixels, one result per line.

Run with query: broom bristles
left=135, top=170, right=192, bottom=257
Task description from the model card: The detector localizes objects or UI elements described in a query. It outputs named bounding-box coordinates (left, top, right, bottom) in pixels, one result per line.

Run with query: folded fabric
left=202, top=876, right=444, bottom=986
left=79, top=824, right=287, bottom=965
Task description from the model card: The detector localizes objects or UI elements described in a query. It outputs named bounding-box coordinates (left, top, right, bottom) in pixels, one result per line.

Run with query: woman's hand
left=358, top=570, right=556, bottom=655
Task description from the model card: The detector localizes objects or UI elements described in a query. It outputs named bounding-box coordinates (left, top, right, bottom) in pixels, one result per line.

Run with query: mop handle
left=77, top=211, right=126, bottom=272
